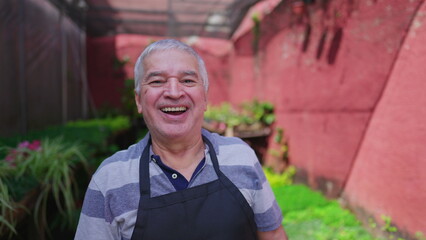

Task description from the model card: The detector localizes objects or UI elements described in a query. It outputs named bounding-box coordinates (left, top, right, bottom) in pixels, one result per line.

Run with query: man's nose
left=164, top=79, right=183, bottom=98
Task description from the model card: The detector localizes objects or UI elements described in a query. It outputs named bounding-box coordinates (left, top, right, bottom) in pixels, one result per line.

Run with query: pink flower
left=5, top=149, right=17, bottom=162
left=28, top=140, right=41, bottom=151
left=17, top=140, right=41, bottom=151
left=3, top=140, right=42, bottom=165
left=18, top=141, right=30, bottom=149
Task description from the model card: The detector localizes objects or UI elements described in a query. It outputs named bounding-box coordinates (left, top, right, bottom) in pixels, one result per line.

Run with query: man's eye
left=149, top=80, right=164, bottom=85
left=182, top=79, right=196, bottom=85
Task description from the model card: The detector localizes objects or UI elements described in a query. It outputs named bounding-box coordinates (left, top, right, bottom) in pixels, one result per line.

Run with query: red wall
left=343, top=1, right=426, bottom=235
left=228, top=0, right=426, bottom=238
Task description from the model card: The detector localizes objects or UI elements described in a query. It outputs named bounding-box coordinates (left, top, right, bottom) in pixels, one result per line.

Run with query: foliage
left=0, top=116, right=130, bottom=159
left=416, top=232, right=426, bottom=240
left=204, top=102, right=240, bottom=128
left=113, top=55, right=130, bottom=70
left=263, top=166, right=296, bottom=188
left=264, top=168, right=378, bottom=240
left=381, top=215, right=398, bottom=233
left=204, top=100, right=275, bottom=130
left=273, top=182, right=423, bottom=240
left=268, top=127, right=289, bottom=166
left=0, top=138, right=88, bottom=238
left=0, top=116, right=133, bottom=239
left=272, top=184, right=378, bottom=240
left=121, top=78, right=140, bottom=119
left=272, top=184, right=329, bottom=213
left=251, top=11, right=261, bottom=53
left=0, top=172, right=16, bottom=237
left=240, top=100, right=275, bottom=126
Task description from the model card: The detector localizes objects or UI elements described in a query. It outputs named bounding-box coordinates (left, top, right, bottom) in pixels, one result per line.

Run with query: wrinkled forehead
left=142, top=49, right=199, bottom=76
left=144, top=48, right=198, bottom=65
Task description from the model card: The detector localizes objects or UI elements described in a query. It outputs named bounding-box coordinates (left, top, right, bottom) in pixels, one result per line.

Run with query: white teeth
left=161, top=107, right=187, bottom=112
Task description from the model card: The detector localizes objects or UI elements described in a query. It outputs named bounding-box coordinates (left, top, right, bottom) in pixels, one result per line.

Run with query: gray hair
left=134, top=39, right=209, bottom=94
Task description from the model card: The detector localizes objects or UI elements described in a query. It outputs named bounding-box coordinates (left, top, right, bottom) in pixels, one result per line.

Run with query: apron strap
left=139, top=139, right=151, bottom=198
left=202, top=135, right=221, bottom=173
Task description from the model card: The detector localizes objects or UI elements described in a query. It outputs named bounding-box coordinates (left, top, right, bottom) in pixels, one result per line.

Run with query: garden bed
left=265, top=167, right=402, bottom=240
left=0, top=116, right=146, bottom=240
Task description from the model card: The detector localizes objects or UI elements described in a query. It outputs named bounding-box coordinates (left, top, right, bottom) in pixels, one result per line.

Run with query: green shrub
left=270, top=184, right=378, bottom=240
left=0, top=116, right=131, bottom=165
left=204, top=100, right=275, bottom=129
left=263, top=166, right=295, bottom=188
left=0, top=116, right=133, bottom=239
left=0, top=116, right=130, bottom=148
left=0, top=138, right=88, bottom=238
left=272, top=184, right=329, bottom=213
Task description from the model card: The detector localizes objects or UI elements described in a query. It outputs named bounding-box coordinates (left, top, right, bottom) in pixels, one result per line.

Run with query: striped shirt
left=74, top=129, right=283, bottom=240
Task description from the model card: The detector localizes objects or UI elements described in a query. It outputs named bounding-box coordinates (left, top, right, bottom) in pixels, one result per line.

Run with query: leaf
left=0, top=215, right=17, bottom=234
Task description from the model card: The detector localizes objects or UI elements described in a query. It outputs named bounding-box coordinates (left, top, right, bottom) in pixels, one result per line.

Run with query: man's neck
left=151, top=134, right=205, bottom=180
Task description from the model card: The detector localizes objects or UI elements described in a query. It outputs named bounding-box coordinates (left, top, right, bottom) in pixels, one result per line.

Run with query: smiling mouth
left=161, top=107, right=187, bottom=115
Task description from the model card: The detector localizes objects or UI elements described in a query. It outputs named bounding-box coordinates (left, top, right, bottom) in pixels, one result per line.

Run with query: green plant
left=273, top=184, right=330, bottom=213
left=381, top=215, right=398, bottom=233
left=121, top=78, right=140, bottom=119
left=0, top=138, right=88, bottom=239
left=0, top=116, right=130, bottom=161
left=113, top=55, right=130, bottom=70
left=268, top=127, right=289, bottom=166
left=204, top=103, right=241, bottom=127
left=263, top=166, right=296, bottom=188
left=204, top=100, right=275, bottom=135
left=416, top=232, right=426, bottom=240
left=0, top=173, right=17, bottom=237
left=251, top=11, right=261, bottom=53
left=240, top=100, right=275, bottom=126
left=271, top=184, right=378, bottom=240
left=369, top=217, right=378, bottom=229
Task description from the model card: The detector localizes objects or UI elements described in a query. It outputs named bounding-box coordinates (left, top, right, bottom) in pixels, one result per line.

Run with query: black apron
left=130, top=136, right=259, bottom=240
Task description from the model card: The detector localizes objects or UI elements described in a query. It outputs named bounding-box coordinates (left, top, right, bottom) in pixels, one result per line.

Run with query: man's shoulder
left=88, top=138, right=147, bottom=194
left=203, top=129, right=257, bottom=164
left=92, top=135, right=148, bottom=183
left=202, top=129, right=249, bottom=148
left=97, top=143, right=141, bottom=168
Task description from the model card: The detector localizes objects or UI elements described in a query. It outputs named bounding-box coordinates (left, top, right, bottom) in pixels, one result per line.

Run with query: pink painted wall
left=228, top=0, right=426, bottom=237
left=343, top=1, right=426, bottom=235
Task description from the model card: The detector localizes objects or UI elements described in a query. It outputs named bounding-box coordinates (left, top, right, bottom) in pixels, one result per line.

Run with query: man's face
left=135, top=49, right=207, bottom=140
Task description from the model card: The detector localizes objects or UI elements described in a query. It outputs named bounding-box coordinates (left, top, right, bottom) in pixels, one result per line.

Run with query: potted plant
left=204, top=100, right=276, bottom=138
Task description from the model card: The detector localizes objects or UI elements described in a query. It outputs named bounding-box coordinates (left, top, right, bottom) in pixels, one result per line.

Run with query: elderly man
left=75, top=39, right=288, bottom=240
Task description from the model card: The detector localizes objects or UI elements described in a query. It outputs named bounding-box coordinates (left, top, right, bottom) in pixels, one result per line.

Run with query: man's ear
left=134, top=91, right=143, bottom=114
